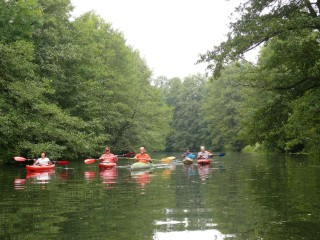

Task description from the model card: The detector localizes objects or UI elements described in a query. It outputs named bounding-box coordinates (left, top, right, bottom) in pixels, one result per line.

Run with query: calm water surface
left=1, top=152, right=320, bottom=240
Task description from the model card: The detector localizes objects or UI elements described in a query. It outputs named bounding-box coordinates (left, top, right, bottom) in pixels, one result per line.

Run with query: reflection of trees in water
left=6, top=153, right=320, bottom=239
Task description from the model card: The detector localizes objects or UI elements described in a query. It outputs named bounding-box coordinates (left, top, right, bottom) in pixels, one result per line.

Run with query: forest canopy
left=0, top=0, right=171, bottom=163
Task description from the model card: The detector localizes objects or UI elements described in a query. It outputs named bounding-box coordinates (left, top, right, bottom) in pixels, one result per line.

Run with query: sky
left=70, top=0, right=242, bottom=79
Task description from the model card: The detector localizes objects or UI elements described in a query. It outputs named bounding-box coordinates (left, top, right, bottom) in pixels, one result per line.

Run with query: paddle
left=184, top=154, right=196, bottom=159
left=14, top=156, right=69, bottom=165
left=159, top=156, right=176, bottom=163
left=212, top=153, right=225, bottom=157
left=84, top=158, right=98, bottom=164
left=84, top=156, right=117, bottom=165
left=206, top=150, right=225, bottom=157
left=14, top=156, right=35, bottom=162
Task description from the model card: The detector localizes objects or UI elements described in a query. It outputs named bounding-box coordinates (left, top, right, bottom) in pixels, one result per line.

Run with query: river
left=0, top=152, right=320, bottom=239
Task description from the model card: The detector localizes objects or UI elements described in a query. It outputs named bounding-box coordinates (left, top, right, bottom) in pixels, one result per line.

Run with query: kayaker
left=34, top=152, right=52, bottom=166
left=181, top=148, right=191, bottom=158
left=197, top=146, right=213, bottom=159
left=99, top=147, right=118, bottom=163
left=134, top=147, right=151, bottom=163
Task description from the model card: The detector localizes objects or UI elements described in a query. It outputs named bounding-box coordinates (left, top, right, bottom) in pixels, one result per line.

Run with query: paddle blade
left=57, top=160, right=69, bottom=165
left=84, top=159, right=97, bottom=164
left=161, top=156, right=176, bottom=163
left=217, top=153, right=225, bottom=157
left=14, top=157, right=26, bottom=162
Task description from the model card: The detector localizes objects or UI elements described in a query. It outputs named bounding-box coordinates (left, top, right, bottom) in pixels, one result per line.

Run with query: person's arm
left=111, top=154, right=117, bottom=161
left=47, top=158, right=52, bottom=165
left=34, top=159, right=40, bottom=165
left=147, top=154, right=152, bottom=163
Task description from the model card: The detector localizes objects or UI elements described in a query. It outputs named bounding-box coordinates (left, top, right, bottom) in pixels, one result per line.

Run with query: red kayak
left=197, top=159, right=211, bottom=164
left=99, top=162, right=117, bottom=169
left=26, top=164, right=55, bottom=171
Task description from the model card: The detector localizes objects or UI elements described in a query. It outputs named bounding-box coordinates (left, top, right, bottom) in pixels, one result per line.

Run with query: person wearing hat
left=99, top=147, right=118, bottom=163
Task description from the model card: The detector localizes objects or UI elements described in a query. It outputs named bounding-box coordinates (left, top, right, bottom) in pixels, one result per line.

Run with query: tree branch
left=316, top=0, right=320, bottom=11
left=304, top=0, right=318, bottom=17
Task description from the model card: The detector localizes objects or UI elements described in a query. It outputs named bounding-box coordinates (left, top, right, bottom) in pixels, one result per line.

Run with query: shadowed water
left=1, top=152, right=320, bottom=239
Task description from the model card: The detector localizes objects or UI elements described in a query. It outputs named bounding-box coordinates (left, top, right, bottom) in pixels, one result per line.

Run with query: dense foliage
left=1, top=0, right=319, bottom=162
left=161, top=0, right=319, bottom=154
left=0, top=0, right=171, bottom=163
left=196, top=0, right=320, bottom=154
left=153, top=74, right=211, bottom=151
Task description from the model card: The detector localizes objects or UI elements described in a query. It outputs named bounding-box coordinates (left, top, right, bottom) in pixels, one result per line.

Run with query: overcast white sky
left=70, top=0, right=242, bottom=79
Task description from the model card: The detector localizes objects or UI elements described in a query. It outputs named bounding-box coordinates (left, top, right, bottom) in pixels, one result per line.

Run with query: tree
left=202, top=63, right=248, bottom=151
left=199, top=0, right=320, bottom=78
left=0, top=1, right=172, bottom=163
left=237, top=30, right=320, bottom=153
left=199, top=0, right=320, bottom=154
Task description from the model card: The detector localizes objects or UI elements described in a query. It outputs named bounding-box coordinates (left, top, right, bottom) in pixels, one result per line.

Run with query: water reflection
left=14, top=178, right=26, bottom=190
left=160, top=163, right=175, bottom=178
left=153, top=229, right=235, bottom=240
left=183, top=164, right=196, bottom=177
left=4, top=153, right=320, bottom=239
left=26, top=170, right=55, bottom=184
left=197, top=164, right=211, bottom=181
left=99, top=168, right=117, bottom=189
left=131, top=170, right=152, bottom=191
left=84, top=171, right=96, bottom=181
left=13, top=170, right=55, bottom=190
left=58, top=170, right=69, bottom=180
left=154, top=218, right=188, bottom=227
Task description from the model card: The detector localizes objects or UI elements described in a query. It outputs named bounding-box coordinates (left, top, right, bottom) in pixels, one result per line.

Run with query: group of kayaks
left=99, top=161, right=154, bottom=170
left=183, top=158, right=211, bottom=165
left=96, top=157, right=154, bottom=170
left=22, top=153, right=224, bottom=172
left=182, top=153, right=225, bottom=165
left=24, top=159, right=156, bottom=172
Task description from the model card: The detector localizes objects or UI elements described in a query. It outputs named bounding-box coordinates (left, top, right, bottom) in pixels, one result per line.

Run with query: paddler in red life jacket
left=134, top=147, right=152, bottom=163
left=99, top=147, right=118, bottom=163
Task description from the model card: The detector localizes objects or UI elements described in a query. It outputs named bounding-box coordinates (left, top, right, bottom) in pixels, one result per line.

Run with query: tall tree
left=199, top=0, right=320, bottom=154
left=238, top=30, right=320, bottom=153
left=202, top=63, right=247, bottom=151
